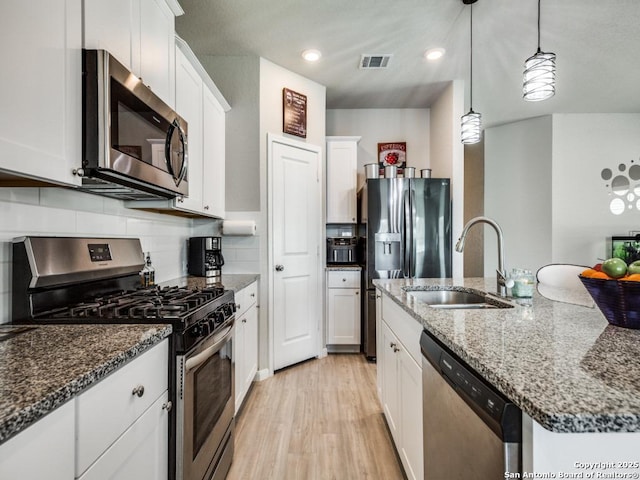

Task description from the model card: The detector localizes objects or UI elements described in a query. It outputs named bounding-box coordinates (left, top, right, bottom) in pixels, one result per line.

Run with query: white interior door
left=270, top=135, right=321, bottom=371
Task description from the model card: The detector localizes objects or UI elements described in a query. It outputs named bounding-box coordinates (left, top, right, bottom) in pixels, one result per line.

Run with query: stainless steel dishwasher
left=420, top=330, right=522, bottom=479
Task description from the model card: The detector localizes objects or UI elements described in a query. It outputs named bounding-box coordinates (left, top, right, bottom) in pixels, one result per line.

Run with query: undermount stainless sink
left=404, top=287, right=514, bottom=310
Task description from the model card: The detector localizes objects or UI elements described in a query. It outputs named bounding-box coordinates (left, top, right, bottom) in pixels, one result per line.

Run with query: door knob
left=275, top=265, right=284, bottom=272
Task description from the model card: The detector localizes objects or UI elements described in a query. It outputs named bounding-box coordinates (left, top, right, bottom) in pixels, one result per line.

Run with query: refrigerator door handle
left=403, top=190, right=411, bottom=277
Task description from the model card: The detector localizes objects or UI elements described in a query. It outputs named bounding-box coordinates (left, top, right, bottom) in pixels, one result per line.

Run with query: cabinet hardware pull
left=275, top=265, right=284, bottom=272
left=132, top=385, right=145, bottom=397
left=236, top=304, right=241, bottom=310
left=242, top=318, right=247, bottom=323
left=393, top=347, right=400, bottom=353
left=250, top=293, right=255, bottom=297
left=389, top=342, right=396, bottom=349
left=204, top=205, right=209, bottom=210
left=162, top=401, right=173, bottom=412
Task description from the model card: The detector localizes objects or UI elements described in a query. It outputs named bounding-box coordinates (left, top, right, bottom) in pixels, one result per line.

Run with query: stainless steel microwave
left=80, top=49, right=188, bottom=200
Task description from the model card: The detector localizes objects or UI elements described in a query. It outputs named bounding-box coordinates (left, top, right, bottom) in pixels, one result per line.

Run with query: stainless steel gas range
left=11, top=236, right=235, bottom=480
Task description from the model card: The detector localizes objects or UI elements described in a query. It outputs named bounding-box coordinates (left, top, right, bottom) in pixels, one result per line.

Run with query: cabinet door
left=0, top=401, right=74, bottom=480
left=174, top=47, right=203, bottom=214
left=234, top=310, right=246, bottom=413
left=0, top=0, right=82, bottom=187
left=399, top=346, right=424, bottom=480
left=202, top=85, right=226, bottom=218
left=78, top=392, right=169, bottom=480
left=242, top=304, right=258, bottom=398
left=326, top=139, right=358, bottom=223
left=139, top=0, right=175, bottom=107
left=327, top=288, right=360, bottom=344
left=380, top=321, right=400, bottom=445
left=376, top=289, right=383, bottom=399
left=83, top=0, right=137, bottom=70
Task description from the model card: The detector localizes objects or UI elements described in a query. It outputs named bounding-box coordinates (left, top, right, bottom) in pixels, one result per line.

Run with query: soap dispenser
left=141, top=252, right=155, bottom=287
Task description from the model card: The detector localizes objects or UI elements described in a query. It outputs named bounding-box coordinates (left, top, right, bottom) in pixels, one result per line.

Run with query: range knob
left=190, top=322, right=210, bottom=338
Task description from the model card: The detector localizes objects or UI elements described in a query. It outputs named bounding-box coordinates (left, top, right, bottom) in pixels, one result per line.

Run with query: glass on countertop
left=510, top=268, right=535, bottom=298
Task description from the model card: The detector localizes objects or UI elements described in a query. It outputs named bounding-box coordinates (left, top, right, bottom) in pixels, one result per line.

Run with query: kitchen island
left=374, top=277, right=640, bottom=476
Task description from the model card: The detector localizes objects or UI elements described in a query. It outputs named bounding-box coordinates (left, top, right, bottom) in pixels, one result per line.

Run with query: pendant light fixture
left=460, top=0, right=481, bottom=145
left=523, top=0, right=556, bottom=101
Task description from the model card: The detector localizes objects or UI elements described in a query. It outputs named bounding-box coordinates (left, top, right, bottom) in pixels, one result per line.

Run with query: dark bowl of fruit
left=579, top=258, right=640, bottom=329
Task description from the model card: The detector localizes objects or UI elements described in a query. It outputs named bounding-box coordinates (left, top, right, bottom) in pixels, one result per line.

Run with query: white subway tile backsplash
left=0, top=202, right=77, bottom=234
left=0, top=188, right=40, bottom=205
left=40, top=188, right=105, bottom=213
left=75, top=211, right=128, bottom=236
left=235, top=248, right=259, bottom=262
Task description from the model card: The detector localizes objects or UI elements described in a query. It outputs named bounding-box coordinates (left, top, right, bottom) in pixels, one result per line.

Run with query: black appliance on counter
left=11, top=236, right=235, bottom=480
left=327, top=237, right=358, bottom=264
left=188, top=236, right=224, bottom=279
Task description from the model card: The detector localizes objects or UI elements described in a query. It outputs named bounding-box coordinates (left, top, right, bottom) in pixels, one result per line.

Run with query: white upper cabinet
left=202, top=85, right=226, bottom=219
left=173, top=46, right=204, bottom=213
left=0, top=0, right=82, bottom=187
left=326, top=136, right=361, bottom=224
left=126, top=37, right=230, bottom=218
left=139, top=0, right=176, bottom=107
left=83, top=0, right=180, bottom=107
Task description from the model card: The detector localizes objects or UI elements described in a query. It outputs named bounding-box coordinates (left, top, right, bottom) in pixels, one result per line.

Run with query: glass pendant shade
left=461, top=110, right=482, bottom=144
left=523, top=49, right=556, bottom=101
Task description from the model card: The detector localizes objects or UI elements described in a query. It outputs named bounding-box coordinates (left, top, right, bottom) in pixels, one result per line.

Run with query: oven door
left=176, top=319, right=235, bottom=480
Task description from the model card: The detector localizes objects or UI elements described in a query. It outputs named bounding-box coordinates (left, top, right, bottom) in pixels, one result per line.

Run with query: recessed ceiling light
left=302, top=49, right=322, bottom=62
left=424, top=48, right=445, bottom=61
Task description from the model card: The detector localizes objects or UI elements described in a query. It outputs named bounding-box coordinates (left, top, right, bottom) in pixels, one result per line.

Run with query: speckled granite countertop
left=166, top=274, right=259, bottom=293
left=326, top=265, right=362, bottom=271
left=0, top=324, right=171, bottom=445
left=373, top=277, right=640, bottom=434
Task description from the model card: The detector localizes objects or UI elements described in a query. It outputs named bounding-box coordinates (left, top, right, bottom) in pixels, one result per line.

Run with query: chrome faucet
left=455, top=216, right=514, bottom=297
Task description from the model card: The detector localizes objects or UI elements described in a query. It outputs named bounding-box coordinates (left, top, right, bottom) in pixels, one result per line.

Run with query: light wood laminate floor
left=227, top=354, right=405, bottom=480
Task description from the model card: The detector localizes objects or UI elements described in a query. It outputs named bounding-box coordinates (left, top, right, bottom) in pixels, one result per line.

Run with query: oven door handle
left=185, top=319, right=234, bottom=372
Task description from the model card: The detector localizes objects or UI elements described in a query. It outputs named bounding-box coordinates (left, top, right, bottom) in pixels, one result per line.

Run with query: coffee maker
left=187, top=237, right=224, bottom=279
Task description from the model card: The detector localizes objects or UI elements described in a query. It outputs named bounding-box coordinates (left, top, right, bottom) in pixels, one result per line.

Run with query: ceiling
left=175, top=0, right=640, bottom=128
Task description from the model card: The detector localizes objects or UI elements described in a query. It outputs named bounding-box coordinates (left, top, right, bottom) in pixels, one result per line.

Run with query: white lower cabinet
left=0, top=339, right=169, bottom=480
left=75, top=339, right=169, bottom=478
left=326, top=270, right=361, bottom=348
left=234, top=281, right=259, bottom=413
left=77, top=392, right=169, bottom=480
left=378, top=295, right=423, bottom=480
left=0, top=401, right=75, bottom=480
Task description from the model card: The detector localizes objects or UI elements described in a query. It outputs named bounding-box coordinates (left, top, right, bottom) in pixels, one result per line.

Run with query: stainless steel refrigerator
left=359, top=177, right=451, bottom=360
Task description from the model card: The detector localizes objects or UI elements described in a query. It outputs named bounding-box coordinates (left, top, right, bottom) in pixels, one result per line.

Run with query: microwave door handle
left=333, top=250, right=337, bottom=262
left=165, top=119, right=188, bottom=187
left=348, top=249, right=352, bottom=262
left=164, top=121, right=177, bottom=178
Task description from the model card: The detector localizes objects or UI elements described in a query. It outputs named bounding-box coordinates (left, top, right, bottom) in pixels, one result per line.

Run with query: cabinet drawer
left=382, top=296, right=423, bottom=365
left=78, top=392, right=169, bottom=480
left=327, top=270, right=360, bottom=288
left=236, top=281, right=258, bottom=317
left=75, top=340, right=168, bottom=476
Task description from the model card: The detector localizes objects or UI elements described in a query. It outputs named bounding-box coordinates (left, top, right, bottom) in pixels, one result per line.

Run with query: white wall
left=484, top=115, right=553, bottom=275
left=326, top=108, right=430, bottom=189
left=552, top=114, right=640, bottom=264
left=430, top=80, right=465, bottom=277
left=0, top=188, right=195, bottom=324
left=484, top=113, right=640, bottom=274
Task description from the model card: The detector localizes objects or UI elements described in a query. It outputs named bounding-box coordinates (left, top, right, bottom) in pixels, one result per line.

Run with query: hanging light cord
left=469, top=3, right=474, bottom=110
left=536, top=0, right=541, bottom=53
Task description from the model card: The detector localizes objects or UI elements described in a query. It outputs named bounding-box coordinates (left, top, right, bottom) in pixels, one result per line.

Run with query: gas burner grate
left=37, top=285, right=226, bottom=321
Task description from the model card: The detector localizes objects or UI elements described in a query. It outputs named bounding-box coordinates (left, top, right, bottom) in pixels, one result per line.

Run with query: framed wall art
left=282, top=88, right=307, bottom=138
left=378, top=142, right=406, bottom=174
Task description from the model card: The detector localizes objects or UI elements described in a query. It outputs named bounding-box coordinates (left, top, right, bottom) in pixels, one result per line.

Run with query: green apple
left=602, top=257, right=628, bottom=278
left=628, top=260, right=640, bottom=275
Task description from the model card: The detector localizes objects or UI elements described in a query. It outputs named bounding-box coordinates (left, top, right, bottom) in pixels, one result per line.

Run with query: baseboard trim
left=255, top=368, right=271, bottom=381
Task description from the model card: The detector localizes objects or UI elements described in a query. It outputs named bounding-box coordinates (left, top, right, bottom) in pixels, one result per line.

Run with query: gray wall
left=200, top=55, right=261, bottom=212
left=484, top=115, right=554, bottom=274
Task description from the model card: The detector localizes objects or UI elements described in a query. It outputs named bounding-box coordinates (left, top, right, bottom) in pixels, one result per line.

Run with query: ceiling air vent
left=359, top=54, right=392, bottom=69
